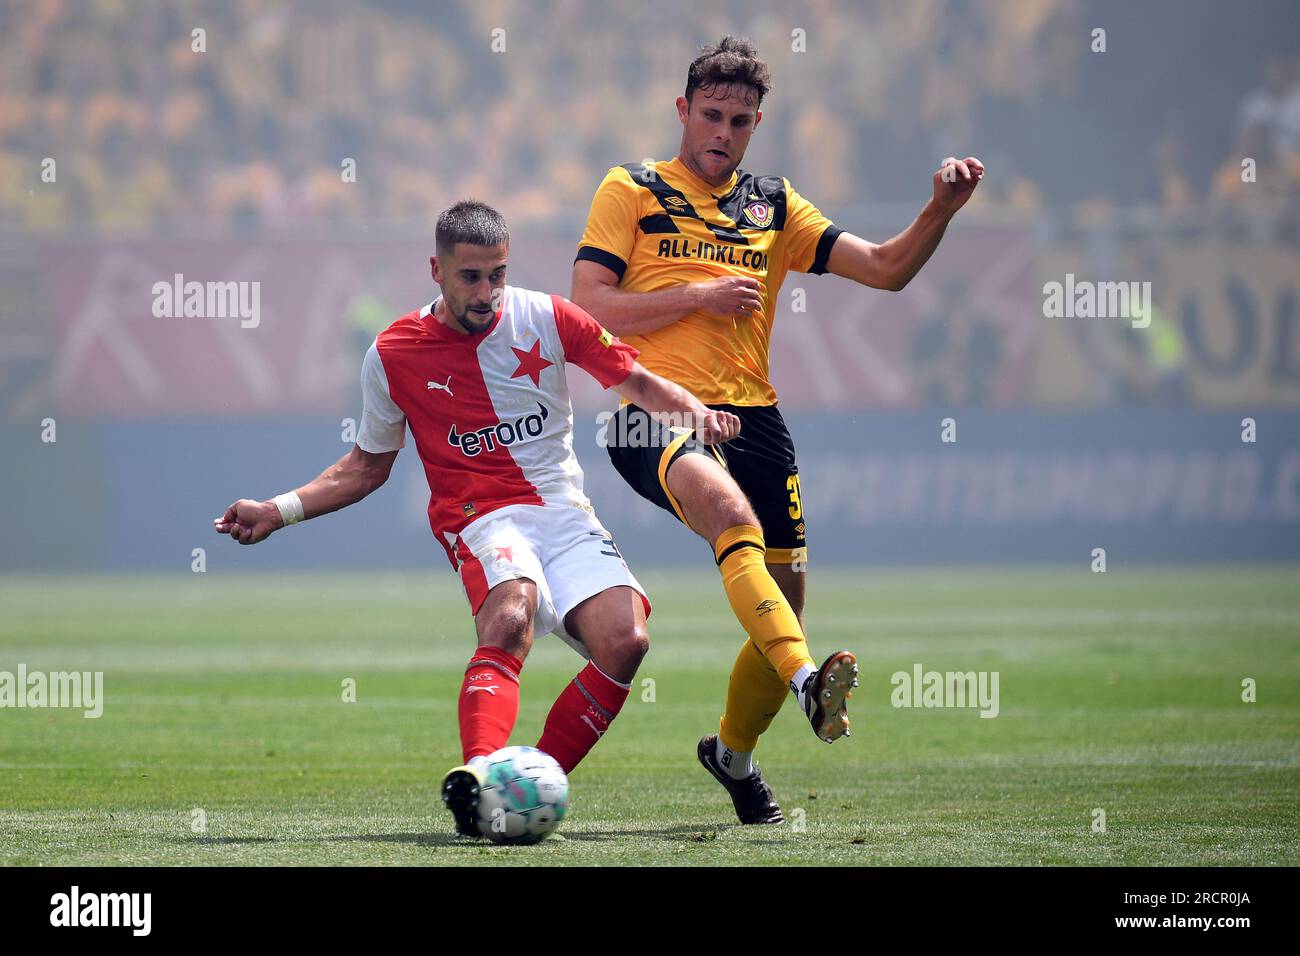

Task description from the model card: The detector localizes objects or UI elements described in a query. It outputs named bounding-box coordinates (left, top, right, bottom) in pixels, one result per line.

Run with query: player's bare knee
left=597, top=622, right=649, bottom=683
left=478, top=602, right=534, bottom=659
left=624, top=621, right=650, bottom=669
left=605, top=629, right=647, bottom=681
left=714, top=491, right=758, bottom=532
left=694, top=488, right=759, bottom=543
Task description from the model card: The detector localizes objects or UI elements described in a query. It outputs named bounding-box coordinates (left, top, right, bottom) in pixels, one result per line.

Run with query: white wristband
left=272, top=491, right=305, bottom=527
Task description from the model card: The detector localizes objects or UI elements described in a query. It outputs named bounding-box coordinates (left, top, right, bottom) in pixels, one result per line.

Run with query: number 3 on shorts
left=786, top=474, right=803, bottom=520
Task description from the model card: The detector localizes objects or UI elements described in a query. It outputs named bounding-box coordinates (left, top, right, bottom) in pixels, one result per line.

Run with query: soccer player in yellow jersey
left=571, top=36, right=984, bottom=823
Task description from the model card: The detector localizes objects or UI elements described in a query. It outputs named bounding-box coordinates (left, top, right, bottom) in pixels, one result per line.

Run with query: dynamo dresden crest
left=743, top=200, right=774, bottom=229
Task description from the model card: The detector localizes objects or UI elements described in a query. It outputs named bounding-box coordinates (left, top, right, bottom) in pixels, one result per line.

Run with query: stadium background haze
left=4, top=0, right=1298, bottom=571
left=1, top=0, right=1299, bottom=870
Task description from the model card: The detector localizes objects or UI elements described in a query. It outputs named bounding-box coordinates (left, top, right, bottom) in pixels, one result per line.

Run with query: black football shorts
left=604, top=402, right=807, bottom=564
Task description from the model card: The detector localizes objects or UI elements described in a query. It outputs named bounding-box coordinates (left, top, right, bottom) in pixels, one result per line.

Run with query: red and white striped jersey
left=357, top=285, right=638, bottom=568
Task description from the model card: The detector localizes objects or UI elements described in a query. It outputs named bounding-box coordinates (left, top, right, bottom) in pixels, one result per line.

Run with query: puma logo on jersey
left=427, top=377, right=453, bottom=396
left=448, top=402, right=550, bottom=458
left=466, top=684, right=499, bottom=695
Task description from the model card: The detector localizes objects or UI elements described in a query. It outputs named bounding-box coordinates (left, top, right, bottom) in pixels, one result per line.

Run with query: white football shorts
left=448, top=502, right=651, bottom=656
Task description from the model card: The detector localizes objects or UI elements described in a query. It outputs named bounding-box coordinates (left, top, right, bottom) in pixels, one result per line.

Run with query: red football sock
left=536, top=661, right=631, bottom=773
left=458, top=646, right=523, bottom=763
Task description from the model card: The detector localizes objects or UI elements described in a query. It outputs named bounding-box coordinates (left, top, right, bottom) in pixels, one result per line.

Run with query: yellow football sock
left=713, top=524, right=815, bottom=686
left=719, top=638, right=789, bottom=752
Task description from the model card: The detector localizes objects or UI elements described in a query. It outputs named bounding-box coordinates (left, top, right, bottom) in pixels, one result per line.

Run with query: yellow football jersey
left=576, top=157, right=842, bottom=406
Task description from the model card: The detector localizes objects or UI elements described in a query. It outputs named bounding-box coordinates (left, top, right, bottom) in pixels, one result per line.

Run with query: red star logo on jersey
left=510, top=340, right=554, bottom=386
left=494, top=546, right=513, bottom=563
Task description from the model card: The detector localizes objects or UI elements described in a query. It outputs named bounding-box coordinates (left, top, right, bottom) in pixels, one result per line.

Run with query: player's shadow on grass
left=560, top=824, right=736, bottom=843
left=172, top=833, right=472, bottom=848
left=330, top=832, right=483, bottom=848
left=332, top=827, right=731, bottom=846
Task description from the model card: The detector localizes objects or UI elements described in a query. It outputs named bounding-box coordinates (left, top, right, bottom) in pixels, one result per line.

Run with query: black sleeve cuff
left=575, top=245, right=628, bottom=281
left=808, top=225, right=844, bottom=275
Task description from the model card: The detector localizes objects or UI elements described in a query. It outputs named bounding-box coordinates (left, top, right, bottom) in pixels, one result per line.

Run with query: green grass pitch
left=1, top=567, right=1297, bottom=866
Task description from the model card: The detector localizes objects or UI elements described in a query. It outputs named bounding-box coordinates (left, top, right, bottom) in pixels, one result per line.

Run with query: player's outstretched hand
left=213, top=498, right=283, bottom=545
left=693, top=275, right=764, bottom=318
left=694, top=408, right=741, bottom=445
left=932, top=156, right=985, bottom=214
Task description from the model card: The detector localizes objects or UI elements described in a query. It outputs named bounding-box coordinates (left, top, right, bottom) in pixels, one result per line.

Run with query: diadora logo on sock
left=755, top=599, right=780, bottom=616
left=448, top=402, right=550, bottom=457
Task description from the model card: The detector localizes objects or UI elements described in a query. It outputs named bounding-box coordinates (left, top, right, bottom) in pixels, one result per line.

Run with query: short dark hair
left=685, top=35, right=771, bottom=107
left=435, top=200, right=510, bottom=257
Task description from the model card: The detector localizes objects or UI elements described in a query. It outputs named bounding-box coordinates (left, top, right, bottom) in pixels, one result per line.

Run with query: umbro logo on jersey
left=448, top=402, right=550, bottom=458
left=756, top=599, right=780, bottom=616
left=427, top=376, right=454, bottom=396
left=665, top=196, right=687, bottom=208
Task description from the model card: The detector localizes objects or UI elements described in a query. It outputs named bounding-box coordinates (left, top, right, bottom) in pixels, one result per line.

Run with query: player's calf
left=446, top=582, right=537, bottom=836
left=665, top=456, right=819, bottom=684
left=535, top=586, right=647, bottom=772
left=458, top=644, right=524, bottom=766
left=458, top=580, right=536, bottom=766
left=535, top=660, right=634, bottom=774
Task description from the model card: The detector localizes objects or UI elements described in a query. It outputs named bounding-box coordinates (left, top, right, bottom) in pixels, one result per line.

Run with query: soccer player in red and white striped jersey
left=214, top=200, right=739, bottom=836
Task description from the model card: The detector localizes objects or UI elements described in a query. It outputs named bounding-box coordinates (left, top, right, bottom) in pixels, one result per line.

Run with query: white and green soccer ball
left=476, top=746, right=570, bottom=845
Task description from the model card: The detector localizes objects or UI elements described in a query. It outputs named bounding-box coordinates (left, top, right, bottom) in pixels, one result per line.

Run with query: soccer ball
left=475, top=745, right=570, bottom=845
